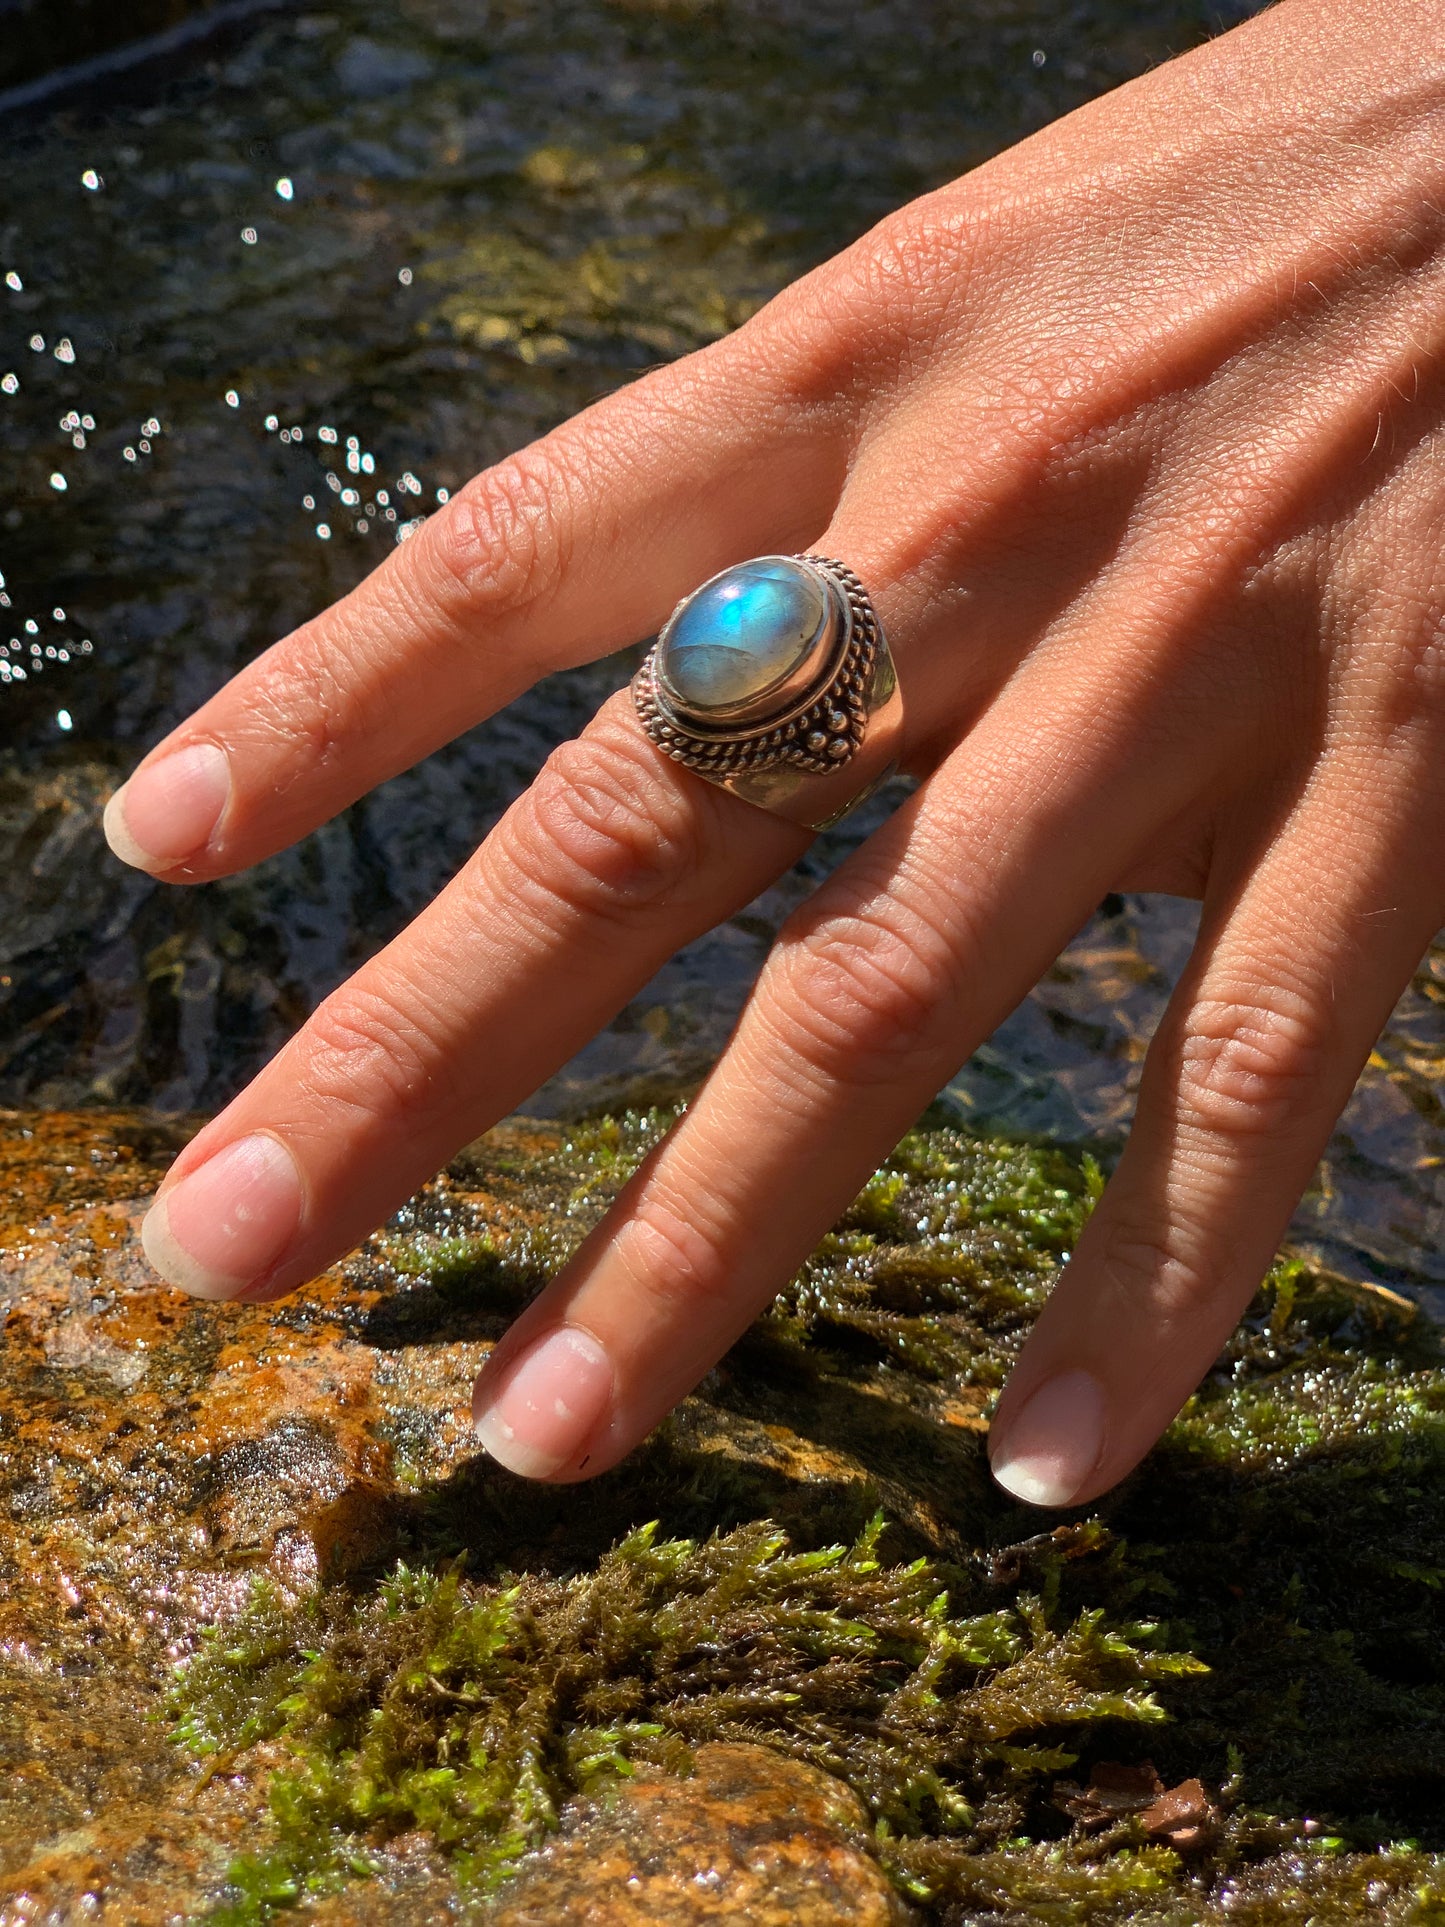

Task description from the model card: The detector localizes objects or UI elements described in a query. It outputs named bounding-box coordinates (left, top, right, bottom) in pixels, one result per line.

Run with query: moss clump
left=170, top=1117, right=1445, bottom=1922
left=172, top=1514, right=1199, bottom=1916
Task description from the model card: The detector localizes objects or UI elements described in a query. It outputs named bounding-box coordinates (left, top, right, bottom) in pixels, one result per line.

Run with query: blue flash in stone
left=657, top=556, right=832, bottom=723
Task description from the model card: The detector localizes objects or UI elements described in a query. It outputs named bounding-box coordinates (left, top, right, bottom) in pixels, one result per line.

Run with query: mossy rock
left=2, top=1108, right=1443, bottom=1921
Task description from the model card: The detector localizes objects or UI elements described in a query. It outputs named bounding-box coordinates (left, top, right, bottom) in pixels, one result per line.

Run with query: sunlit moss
left=173, top=1514, right=1201, bottom=1919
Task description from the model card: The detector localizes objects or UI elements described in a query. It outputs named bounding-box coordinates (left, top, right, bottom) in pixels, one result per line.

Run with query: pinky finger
left=988, top=767, right=1444, bottom=1508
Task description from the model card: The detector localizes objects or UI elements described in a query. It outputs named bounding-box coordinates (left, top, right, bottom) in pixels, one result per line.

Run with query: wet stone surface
left=489, top=1743, right=919, bottom=1926
left=0, top=1105, right=958, bottom=1921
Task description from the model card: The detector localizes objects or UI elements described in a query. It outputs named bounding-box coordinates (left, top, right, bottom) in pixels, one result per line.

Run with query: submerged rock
left=1, top=1106, right=1444, bottom=1923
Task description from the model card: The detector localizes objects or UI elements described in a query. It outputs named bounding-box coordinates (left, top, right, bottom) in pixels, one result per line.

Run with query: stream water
left=4, top=0, right=1442, bottom=1307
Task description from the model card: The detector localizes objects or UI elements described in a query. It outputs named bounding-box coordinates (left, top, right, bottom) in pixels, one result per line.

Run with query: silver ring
left=631, top=553, right=903, bottom=831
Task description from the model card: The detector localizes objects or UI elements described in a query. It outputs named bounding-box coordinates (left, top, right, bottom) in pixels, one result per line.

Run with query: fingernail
left=989, top=1369, right=1108, bottom=1508
left=104, top=741, right=230, bottom=871
left=473, top=1326, right=614, bottom=1480
left=141, top=1133, right=302, bottom=1301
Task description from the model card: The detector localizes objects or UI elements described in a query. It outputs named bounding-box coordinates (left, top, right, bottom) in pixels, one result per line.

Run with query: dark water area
left=3, top=0, right=1441, bottom=1302
left=0, top=0, right=279, bottom=101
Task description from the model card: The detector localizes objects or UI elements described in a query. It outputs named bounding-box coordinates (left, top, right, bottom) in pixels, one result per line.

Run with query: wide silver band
left=631, top=554, right=903, bottom=831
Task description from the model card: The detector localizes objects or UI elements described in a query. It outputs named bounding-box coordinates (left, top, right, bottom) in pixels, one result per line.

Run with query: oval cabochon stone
left=658, top=557, right=829, bottom=720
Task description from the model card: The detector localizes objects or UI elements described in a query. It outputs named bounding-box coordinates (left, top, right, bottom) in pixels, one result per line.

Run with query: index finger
left=103, top=339, right=845, bottom=880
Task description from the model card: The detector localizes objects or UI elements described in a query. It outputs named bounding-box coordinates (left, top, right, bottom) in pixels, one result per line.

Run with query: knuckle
left=1405, top=606, right=1445, bottom=708
left=420, top=442, right=578, bottom=629
left=241, top=631, right=358, bottom=766
left=1371, top=594, right=1445, bottom=734
left=775, top=189, right=986, bottom=394
left=1330, top=462, right=1445, bottom=740
left=295, top=984, right=448, bottom=1126
left=498, top=722, right=709, bottom=928
left=613, top=1191, right=736, bottom=1317
left=764, top=890, right=956, bottom=1088
left=847, top=194, right=980, bottom=316
left=1097, top=1218, right=1213, bottom=1324
left=1174, top=989, right=1326, bottom=1140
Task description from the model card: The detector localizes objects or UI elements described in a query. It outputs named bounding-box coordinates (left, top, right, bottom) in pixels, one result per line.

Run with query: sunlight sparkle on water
left=4, top=168, right=457, bottom=725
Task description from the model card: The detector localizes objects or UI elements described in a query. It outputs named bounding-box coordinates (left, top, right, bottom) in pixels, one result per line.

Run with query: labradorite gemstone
left=658, top=557, right=829, bottom=719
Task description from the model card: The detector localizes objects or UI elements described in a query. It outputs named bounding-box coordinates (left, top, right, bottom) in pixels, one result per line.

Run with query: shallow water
left=4, top=0, right=1441, bottom=1304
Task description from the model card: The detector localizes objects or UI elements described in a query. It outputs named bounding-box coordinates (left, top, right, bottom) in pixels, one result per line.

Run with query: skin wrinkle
left=503, top=729, right=715, bottom=925
left=293, top=975, right=471, bottom=1135
left=440, top=446, right=593, bottom=631
left=608, top=1199, right=739, bottom=1322
left=1173, top=991, right=1331, bottom=1142
left=763, top=888, right=972, bottom=1095
left=240, top=638, right=369, bottom=777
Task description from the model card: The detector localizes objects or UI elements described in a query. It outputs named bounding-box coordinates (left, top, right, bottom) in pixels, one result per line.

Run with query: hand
left=105, top=0, right=1445, bottom=1504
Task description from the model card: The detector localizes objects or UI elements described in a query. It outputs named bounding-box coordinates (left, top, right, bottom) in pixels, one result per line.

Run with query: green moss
left=170, top=1118, right=1445, bottom=1921
left=174, top=1515, right=1199, bottom=1918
